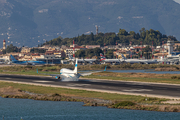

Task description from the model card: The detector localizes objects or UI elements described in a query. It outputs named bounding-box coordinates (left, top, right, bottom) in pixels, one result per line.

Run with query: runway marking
left=126, top=83, right=151, bottom=85
left=34, top=81, right=52, bottom=83
left=67, top=84, right=90, bottom=87
left=122, top=89, right=152, bottom=92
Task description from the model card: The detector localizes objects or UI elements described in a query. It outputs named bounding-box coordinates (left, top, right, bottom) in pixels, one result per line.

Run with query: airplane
left=68, top=54, right=84, bottom=63
left=100, top=53, right=120, bottom=64
left=0, top=58, right=7, bottom=64
left=37, top=58, right=107, bottom=81
left=68, top=54, right=97, bottom=64
left=10, top=55, right=46, bottom=65
left=120, top=54, right=158, bottom=64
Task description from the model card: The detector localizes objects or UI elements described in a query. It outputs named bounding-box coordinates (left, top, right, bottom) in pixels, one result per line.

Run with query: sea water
left=107, top=70, right=180, bottom=74
left=80, top=70, right=180, bottom=74
left=0, top=97, right=180, bottom=120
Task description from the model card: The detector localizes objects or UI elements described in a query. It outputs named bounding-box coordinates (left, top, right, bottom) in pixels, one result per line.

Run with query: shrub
left=147, top=97, right=158, bottom=101
left=51, top=93, right=61, bottom=97
left=24, top=65, right=32, bottom=69
left=171, top=76, right=177, bottom=79
left=113, top=101, right=135, bottom=108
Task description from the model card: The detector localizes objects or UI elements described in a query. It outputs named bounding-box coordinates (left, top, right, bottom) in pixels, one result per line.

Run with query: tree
left=93, top=48, right=103, bottom=56
left=43, top=28, right=177, bottom=47
left=85, top=49, right=94, bottom=58
left=118, top=29, right=129, bottom=36
left=2, top=49, right=6, bottom=54
left=30, top=48, right=46, bottom=53
left=142, top=46, right=152, bottom=59
left=75, top=49, right=85, bottom=58
left=6, top=44, right=18, bottom=53
left=75, top=48, right=103, bottom=58
left=139, top=27, right=146, bottom=39
left=106, top=49, right=115, bottom=59
left=177, top=46, right=180, bottom=52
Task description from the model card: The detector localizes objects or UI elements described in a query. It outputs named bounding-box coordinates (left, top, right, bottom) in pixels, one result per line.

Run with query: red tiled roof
left=133, top=46, right=146, bottom=49
left=31, top=53, right=40, bottom=56
left=69, top=46, right=85, bottom=49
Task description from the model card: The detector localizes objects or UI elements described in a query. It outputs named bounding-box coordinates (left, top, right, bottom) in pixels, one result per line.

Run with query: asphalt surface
left=0, top=74, right=180, bottom=99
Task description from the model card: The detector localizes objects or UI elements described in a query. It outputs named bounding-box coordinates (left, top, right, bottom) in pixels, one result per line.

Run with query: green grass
left=1, top=63, right=180, bottom=72
left=82, top=75, right=180, bottom=84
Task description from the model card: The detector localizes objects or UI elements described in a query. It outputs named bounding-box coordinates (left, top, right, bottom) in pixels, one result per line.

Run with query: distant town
left=0, top=38, right=178, bottom=65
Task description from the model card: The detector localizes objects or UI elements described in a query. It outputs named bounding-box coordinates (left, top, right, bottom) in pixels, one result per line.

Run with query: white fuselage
left=60, top=68, right=79, bottom=81
left=101, top=59, right=120, bottom=63
left=121, top=59, right=158, bottom=64
left=70, top=58, right=96, bottom=63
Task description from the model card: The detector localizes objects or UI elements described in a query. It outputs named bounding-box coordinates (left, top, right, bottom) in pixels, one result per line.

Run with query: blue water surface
left=80, top=70, right=180, bottom=74
left=107, top=70, right=180, bottom=74
left=0, top=97, right=180, bottom=120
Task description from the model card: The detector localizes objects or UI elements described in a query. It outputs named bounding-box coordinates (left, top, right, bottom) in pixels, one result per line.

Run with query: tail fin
left=74, top=58, right=78, bottom=74
left=121, top=54, right=127, bottom=60
left=100, top=53, right=104, bottom=57
left=10, top=55, right=17, bottom=61
left=104, top=66, right=107, bottom=71
left=100, top=53, right=106, bottom=61
left=68, top=54, right=74, bottom=60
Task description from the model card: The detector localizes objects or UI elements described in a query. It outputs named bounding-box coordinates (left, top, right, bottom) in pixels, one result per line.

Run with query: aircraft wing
left=79, top=66, right=107, bottom=76
left=36, top=69, right=61, bottom=79
left=80, top=71, right=101, bottom=76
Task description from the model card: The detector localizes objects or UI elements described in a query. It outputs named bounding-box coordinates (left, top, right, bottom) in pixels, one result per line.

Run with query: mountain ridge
left=0, top=0, right=180, bottom=47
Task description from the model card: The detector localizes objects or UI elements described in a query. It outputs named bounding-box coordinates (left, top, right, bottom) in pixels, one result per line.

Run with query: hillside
left=0, top=0, right=180, bottom=47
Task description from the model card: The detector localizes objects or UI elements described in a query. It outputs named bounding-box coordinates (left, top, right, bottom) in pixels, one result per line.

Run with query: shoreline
left=2, top=88, right=180, bottom=112
left=0, top=83, right=180, bottom=112
left=0, top=68, right=180, bottom=112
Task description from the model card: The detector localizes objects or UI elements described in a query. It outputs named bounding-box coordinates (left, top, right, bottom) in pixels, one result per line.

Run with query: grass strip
left=83, top=75, right=180, bottom=84
left=82, top=72, right=180, bottom=84
left=0, top=81, right=165, bottom=104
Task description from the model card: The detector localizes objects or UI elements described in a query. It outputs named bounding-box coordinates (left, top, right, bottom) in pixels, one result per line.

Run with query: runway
left=0, top=74, right=180, bottom=99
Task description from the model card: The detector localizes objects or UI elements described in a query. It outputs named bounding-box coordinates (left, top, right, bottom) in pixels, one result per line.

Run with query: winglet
left=36, top=69, right=38, bottom=74
left=104, top=66, right=107, bottom=71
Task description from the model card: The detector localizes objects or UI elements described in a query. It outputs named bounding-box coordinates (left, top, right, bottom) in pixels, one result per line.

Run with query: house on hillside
left=86, top=45, right=100, bottom=49
left=65, top=46, right=86, bottom=57
left=21, top=47, right=31, bottom=53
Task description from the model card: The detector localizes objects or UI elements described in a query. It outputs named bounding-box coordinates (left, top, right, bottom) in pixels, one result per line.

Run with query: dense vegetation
left=30, top=48, right=46, bottom=53
left=43, top=28, right=178, bottom=47
left=75, top=48, right=115, bottom=59
left=2, top=44, right=21, bottom=54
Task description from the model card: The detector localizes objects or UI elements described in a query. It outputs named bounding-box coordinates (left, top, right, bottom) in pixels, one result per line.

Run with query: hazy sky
left=174, top=0, right=180, bottom=4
